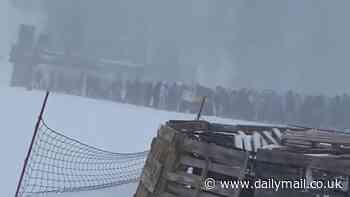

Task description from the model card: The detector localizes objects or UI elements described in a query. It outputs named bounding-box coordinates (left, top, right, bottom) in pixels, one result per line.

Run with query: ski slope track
left=0, top=84, right=283, bottom=197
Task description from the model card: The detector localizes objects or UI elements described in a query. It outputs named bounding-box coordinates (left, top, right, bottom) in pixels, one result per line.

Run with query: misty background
left=3, top=0, right=350, bottom=95
left=0, top=0, right=44, bottom=85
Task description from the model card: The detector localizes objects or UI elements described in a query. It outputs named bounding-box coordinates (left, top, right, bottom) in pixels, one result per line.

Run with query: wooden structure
left=255, top=149, right=350, bottom=197
left=135, top=120, right=249, bottom=197
left=135, top=120, right=350, bottom=197
left=9, top=24, right=144, bottom=91
left=282, top=129, right=350, bottom=154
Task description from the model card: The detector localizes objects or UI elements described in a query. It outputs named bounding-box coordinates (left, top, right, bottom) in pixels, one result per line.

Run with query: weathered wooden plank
left=256, top=187, right=348, bottom=197
left=207, top=182, right=241, bottom=197
left=285, top=129, right=344, bottom=137
left=179, top=155, right=245, bottom=178
left=254, top=190, right=315, bottom=197
left=166, top=120, right=210, bottom=132
left=136, top=132, right=181, bottom=196
left=252, top=132, right=262, bottom=152
left=165, top=171, right=201, bottom=187
left=309, top=158, right=350, bottom=175
left=283, top=142, right=312, bottom=149
left=134, top=183, right=151, bottom=197
left=256, top=149, right=350, bottom=175
left=140, top=159, right=163, bottom=193
left=235, top=124, right=294, bottom=133
left=154, top=134, right=184, bottom=196
left=148, top=137, right=171, bottom=162
left=167, top=184, right=214, bottom=197
left=283, top=139, right=313, bottom=146
left=261, top=130, right=279, bottom=145
left=181, top=137, right=249, bottom=167
left=165, top=172, right=241, bottom=197
left=283, top=143, right=311, bottom=149
left=137, top=137, right=165, bottom=194
left=167, top=182, right=239, bottom=197
left=285, top=148, right=348, bottom=154
left=255, top=162, right=304, bottom=180
left=234, top=133, right=244, bottom=150
left=242, top=132, right=253, bottom=152
left=283, top=130, right=350, bottom=145
left=272, top=128, right=283, bottom=142
left=158, top=125, right=177, bottom=143
left=261, top=136, right=269, bottom=148
left=256, top=149, right=313, bottom=167
left=158, top=192, right=178, bottom=197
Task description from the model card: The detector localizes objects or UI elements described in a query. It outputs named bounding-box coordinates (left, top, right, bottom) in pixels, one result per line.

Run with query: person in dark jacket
left=111, top=78, right=122, bottom=102
left=152, top=81, right=162, bottom=108
left=214, top=86, right=229, bottom=117
left=144, top=81, right=153, bottom=107
left=166, top=82, right=180, bottom=111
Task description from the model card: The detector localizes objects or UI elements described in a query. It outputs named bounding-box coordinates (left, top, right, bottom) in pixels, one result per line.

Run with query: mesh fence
left=17, top=120, right=148, bottom=197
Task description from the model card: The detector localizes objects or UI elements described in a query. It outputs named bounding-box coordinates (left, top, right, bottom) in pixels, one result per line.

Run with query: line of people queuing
left=84, top=78, right=350, bottom=131
left=31, top=67, right=350, bottom=131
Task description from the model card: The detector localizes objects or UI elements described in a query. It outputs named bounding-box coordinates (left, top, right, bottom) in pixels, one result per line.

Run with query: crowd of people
left=90, top=80, right=350, bottom=131
left=31, top=68, right=350, bottom=131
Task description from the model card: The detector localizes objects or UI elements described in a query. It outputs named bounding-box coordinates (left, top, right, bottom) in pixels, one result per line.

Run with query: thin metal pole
left=196, top=96, right=207, bottom=121
left=15, top=91, right=50, bottom=197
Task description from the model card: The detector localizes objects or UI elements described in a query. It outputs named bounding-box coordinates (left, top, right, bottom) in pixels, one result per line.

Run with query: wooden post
left=15, top=91, right=50, bottom=197
left=196, top=96, right=207, bottom=120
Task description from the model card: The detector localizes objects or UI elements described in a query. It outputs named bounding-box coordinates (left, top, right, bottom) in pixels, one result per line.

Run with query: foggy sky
left=7, top=0, right=350, bottom=95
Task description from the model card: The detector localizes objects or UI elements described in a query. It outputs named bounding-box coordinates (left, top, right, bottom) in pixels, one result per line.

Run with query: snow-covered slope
left=0, top=86, right=227, bottom=196
left=0, top=84, right=284, bottom=197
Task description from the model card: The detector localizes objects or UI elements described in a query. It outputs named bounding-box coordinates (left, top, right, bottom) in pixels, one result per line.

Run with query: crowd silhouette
left=31, top=71, right=350, bottom=130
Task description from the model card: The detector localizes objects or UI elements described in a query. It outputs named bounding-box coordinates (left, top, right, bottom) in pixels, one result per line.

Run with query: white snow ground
left=0, top=85, right=263, bottom=197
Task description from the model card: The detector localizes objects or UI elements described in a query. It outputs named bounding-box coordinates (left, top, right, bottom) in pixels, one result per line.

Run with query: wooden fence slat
left=309, top=158, right=350, bottom=175
left=140, top=159, right=163, bottom=193
left=158, top=125, right=177, bottom=143
left=252, top=132, right=262, bottom=152
left=261, top=131, right=279, bottom=145
left=139, top=135, right=175, bottom=195
left=283, top=142, right=312, bottom=149
left=154, top=133, right=184, bottom=196
left=136, top=136, right=170, bottom=196
left=283, top=130, right=350, bottom=145
left=254, top=189, right=312, bottom=197
left=165, top=171, right=201, bottom=187
left=167, top=183, right=232, bottom=197
left=181, top=137, right=248, bottom=167
left=256, top=149, right=350, bottom=175
left=256, top=149, right=313, bottom=167
left=283, top=139, right=313, bottom=146
left=208, top=183, right=241, bottom=197
left=180, top=155, right=245, bottom=178
left=272, top=128, right=282, bottom=142
left=166, top=120, right=209, bottom=132
left=134, top=183, right=151, bottom=197
left=165, top=171, right=241, bottom=197
left=158, top=192, right=178, bottom=197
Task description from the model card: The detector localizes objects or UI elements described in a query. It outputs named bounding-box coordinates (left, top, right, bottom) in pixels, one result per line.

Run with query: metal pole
left=196, top=96, right=207, bottom=121
left=15, top=91, right=50, bottom=197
